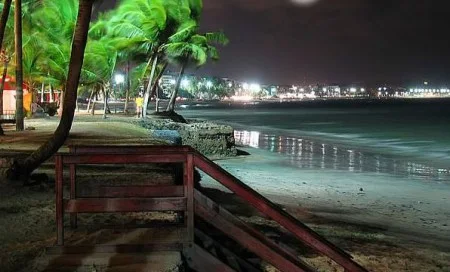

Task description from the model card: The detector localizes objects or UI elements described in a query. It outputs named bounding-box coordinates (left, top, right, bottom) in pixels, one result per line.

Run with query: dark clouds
left=198, top=0, right=450, bottom=85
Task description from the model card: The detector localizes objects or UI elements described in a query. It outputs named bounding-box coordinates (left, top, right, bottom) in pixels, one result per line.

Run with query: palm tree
left=165, top=31, right=228, bottom=112
left=0, top=0, right=12, bottom=50
left=14, top=0, right=23, bottom=130
left=81, top=38, right=118, bottom=118
left=0, top=49, right=10, bottom=113
left=9, top=0, right=95, bottom=179
left=111, top=0, right=201, bottom=118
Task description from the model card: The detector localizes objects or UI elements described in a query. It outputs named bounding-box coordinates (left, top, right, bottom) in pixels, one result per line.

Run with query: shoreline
left=186, top=117, right=450, bottom=178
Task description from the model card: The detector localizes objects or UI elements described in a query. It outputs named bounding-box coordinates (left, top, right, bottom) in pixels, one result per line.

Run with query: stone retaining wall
left=137, top=119, right=237, bottom=157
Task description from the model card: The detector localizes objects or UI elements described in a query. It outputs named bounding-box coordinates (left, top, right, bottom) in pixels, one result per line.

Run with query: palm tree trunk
left=102, top=85, right=107, bottom=119
left=86, top=87, right=94, bottom=112
left=8, top=0, right=94, bottom=179
left=14, top=0, right=24, bottom=131
left=0, top=59, right=8, bottom=114
left=40, top=82, right=44, bottom=102
left=124, top=60, right=130, bottom=113
left=151, top=62, right=167, bottom=112
left=142, top=54, right=158, bottom=118
left=166, top=62, right=186, bottom=112
left=49, top=83, right=53, bottom=102
left=0, top=0, right=12, bottom=49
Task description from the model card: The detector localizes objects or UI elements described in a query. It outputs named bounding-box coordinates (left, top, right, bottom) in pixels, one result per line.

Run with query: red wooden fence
left=53, top=145, right=368, bottom=272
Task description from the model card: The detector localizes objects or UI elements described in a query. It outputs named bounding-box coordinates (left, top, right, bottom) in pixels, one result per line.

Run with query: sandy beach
left=1, top=116, right=450, bottom=271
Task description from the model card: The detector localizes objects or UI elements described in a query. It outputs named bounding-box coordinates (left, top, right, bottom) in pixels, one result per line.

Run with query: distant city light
left=243, top=82, right=249, bottom=90
left=250, top=83, right=261, bottom=92
left=231, top=95, right=253, bottom=102
left=424, top=81, right=428, bottom=85
left=361, top=88, right=365, bottom=92
left=228, top=82, right=233, bottom=87
left=350, top=88, right=357, bottom=93
left=323, top=88, right=327, bottom=92
left=114, top=74, right=125, bottom=84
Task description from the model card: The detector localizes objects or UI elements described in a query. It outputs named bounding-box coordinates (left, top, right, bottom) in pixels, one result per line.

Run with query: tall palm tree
left=165, top=31, right=228, bottom=112
left=10, top=0, right=95, bottom=179
left=0, top=0, right=12, bottom=50
left=14, top=0, right=23, bottom=130
left=0, top=0, right=14, bottom=119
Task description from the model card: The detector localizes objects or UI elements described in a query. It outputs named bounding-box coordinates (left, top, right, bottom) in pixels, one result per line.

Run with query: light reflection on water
left=234, top=130, right=450, bottom=183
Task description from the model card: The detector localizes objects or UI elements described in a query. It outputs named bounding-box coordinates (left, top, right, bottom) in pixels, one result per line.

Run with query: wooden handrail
left=193, top=151, right=368, bottom=272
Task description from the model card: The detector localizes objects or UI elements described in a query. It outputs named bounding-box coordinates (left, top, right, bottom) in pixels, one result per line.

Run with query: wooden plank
left=69, top=145, right=194, bottom=154
left=61, top=153, right=187, bottom=164
left=185, top=244, right=236, bottom=272
left=195, top=203, right=309, bottom=272
left=195, top=190, right=314, bottom=271
left=194, top=154, right=368, bottom=272
left=99, top=186, right=184, bottom=198
left=46, top=243, right=183, bottom=255
left=195, top=228, right=260, bottom=272
left=69, top=164, right=77, bottom=229
left=64, top=197, right=186, bottom=213
left=55, top=155, right=64, bottom=246
left=186, top=154, right=195, bottom=246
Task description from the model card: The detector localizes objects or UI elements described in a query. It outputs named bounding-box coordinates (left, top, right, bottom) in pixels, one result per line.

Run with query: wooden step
left=64, top=227, right=188, bottom=246
left=37, top=251, right=183, bottom=272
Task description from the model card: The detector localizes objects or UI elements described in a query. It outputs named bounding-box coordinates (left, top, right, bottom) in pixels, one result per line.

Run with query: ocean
left=179, top=98, right=450, bottom=184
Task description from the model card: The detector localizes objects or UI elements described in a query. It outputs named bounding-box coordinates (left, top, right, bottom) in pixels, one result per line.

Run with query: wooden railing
left=54, top=145, right=368, bottom=272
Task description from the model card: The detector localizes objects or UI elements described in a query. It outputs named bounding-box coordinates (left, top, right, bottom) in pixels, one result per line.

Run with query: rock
left=359, top=187, right=364, bottom=192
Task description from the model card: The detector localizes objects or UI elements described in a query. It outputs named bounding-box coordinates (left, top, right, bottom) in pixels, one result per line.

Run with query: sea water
left=179, top=98, right=450, bottom=184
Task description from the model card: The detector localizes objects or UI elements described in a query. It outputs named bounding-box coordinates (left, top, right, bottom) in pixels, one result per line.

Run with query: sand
left=1, top=116, right=449, bottom=271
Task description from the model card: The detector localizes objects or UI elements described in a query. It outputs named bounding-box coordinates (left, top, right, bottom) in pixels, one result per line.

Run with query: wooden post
left=69, top=164, right=77, bottom=228
left=55, top=155, right=64, bottom=246
left=186, top=154, right=194, bottom=247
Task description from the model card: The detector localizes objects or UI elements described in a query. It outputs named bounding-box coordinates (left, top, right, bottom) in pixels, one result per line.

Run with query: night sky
left=99, top=0, right=450, bottom=85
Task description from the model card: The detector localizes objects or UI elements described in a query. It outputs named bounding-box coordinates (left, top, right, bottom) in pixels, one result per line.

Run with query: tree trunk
left=91, top=89, right=97, bottom=115
left=49, top=83, right=53, bottom=102
left=9, top=0, right=94, bottom=179
left=86, top=87, right=94, bottom=112
left=124, top=60, right=130, bottom=113
left=152, top=62, right=167, bottom=112
left=0, top=59, right=8, bottom=114
left=102, top=85, right=107, bottom=119
left=166, top=63, right=186, bottom=112
left=14, top=0, right=24, bottom=131
left=40, top=82, right=44, bottom=102
left=0, top=0, right=12, bottom=50
left=57, top=90, right=64, bottom=117
left=142, top=54, right=158, bottom=118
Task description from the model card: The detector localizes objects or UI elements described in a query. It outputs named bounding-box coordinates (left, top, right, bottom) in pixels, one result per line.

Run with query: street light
left=115, top=74, right=125, bottom=84
left=206, top=81, right=213, bottom=89
left=181, top=79, right=190, bottom=88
